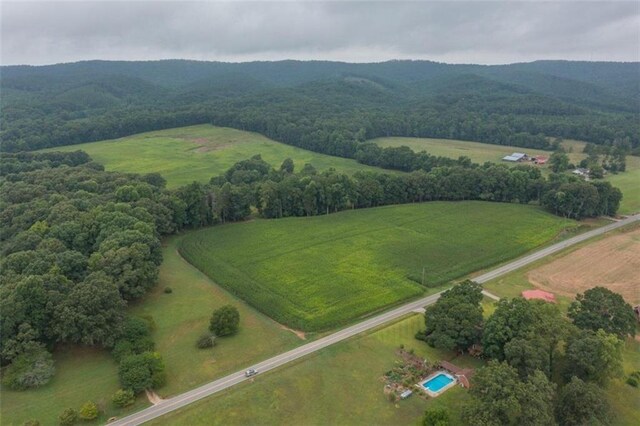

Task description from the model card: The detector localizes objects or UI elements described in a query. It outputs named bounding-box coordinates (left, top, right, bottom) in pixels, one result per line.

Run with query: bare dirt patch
left=279, top=324, right=306, bottom=340
left=527, top=228, right=640, bottom=305
left=145, top=389, right=165, bottom=405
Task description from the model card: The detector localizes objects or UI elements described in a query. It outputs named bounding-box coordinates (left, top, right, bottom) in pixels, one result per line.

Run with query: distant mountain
left=1, top=59, right=638, bottom=153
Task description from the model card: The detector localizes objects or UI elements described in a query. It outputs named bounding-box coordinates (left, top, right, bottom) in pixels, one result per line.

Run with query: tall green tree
left=422, top=280, right=483, bottom=352
left=563, top=329, right=623, bottom=385
left=462, top=361, right=556, bottom=426
left=555, top=377, right=611, bottom=426
left=568, top=287, right=636, bottom=338
left=209, top=305, right=240, bottom=337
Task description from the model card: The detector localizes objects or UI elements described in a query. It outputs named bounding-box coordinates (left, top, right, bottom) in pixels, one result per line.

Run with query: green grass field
left=179, top=201, right=574, bottom=332
left=1, top=237, right=300, bottom=426
left=151, top=314, right=482, bottom=426
left=374, top=136, right=554, bottom=165
left=45, top=125, right=383, bottom=188
left=373, top=137, right=639, bottom=214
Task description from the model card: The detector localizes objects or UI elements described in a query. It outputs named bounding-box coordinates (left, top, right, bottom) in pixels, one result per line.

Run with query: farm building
left=533, top=155, right=548, bottom=165
left=522, top=289, right=556, bottom=303
left=502, top=152, right=528, bottom=162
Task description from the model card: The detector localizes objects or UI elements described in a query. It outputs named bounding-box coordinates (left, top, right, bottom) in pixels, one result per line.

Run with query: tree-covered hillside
left=2, top=60, right=638, bottom=154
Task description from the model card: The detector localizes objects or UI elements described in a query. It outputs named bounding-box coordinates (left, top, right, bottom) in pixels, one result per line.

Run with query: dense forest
left=2, top=60, right=639, bottom=157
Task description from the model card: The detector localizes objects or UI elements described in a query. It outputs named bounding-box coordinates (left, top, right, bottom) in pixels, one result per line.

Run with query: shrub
left=423, top=408, right=450, bottom=426
left=626, top=376, right=639, bottom=387
left=112, top=388, right=136, bottom=407
left=2, top=349, right=55, bottom=390
left=23, top=420, right=40, bottom=426
left=111, top=336, right=154, bottom=362
left=163, top=287, right=173, bottom=294
left=111, top=317, right=155, bottom=362
left=78, top=401, right=99, bottom=420
left=118, top=352, right=166, bottom=394
left=196, top=333, right=216, bottom=349
left=58, top=408, right=78, bottom=426
left=209, top=305, right=240, bottom=337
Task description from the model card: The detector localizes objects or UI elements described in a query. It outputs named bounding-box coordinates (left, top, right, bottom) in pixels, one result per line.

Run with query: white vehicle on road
left=245, top=368, right=258, bottom=377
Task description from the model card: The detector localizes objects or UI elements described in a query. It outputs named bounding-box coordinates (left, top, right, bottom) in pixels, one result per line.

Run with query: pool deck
left=416, top=371, right=458, bottom=397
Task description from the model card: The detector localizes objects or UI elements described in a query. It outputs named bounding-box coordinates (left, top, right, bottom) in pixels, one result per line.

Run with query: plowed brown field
left=527, top=228, right=640, bottom=304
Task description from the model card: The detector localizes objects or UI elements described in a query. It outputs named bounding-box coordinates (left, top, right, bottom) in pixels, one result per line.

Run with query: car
left=245, top=368, right=258, bottom=377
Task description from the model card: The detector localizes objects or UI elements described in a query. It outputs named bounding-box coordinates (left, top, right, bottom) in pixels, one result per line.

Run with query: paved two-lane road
left=110, top=213, right=639, bottom=426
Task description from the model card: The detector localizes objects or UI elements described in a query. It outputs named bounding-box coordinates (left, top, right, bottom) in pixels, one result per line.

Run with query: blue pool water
left=422, top=373, right=454, bottom=392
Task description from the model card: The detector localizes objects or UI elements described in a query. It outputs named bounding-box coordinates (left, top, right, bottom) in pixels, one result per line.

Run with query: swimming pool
left=418, top=372, right=456, bottom=396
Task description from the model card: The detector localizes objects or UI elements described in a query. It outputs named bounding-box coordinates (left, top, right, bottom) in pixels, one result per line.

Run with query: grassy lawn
left=151, top=314, right=479, bottom=426
left=1, top=236, right=300, bottom=426
left=45, top=125, right=383, bottom=188
left=373, top=136, right=639, bottom=214
left=179, top=201, right=574, bottom=332
left=607, top=154, right=640, bottom=214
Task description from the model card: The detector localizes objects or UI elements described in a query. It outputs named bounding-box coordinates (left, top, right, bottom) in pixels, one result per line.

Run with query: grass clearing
left=373, top=136, right=639, bottom=214
left=151, top=314, right=479, bottom=426
left=179, top=201, right=574, bottom=331
left=1, top=236, right=300, bottom=426
left=45, top=125, right=383, bottom=188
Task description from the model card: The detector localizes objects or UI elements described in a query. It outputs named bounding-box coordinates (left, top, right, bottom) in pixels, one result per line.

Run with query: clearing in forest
left=45, top=125, right=383, bottom=187
left=527, top=227, right=640, bottom=305
left=179, top=201, right=574, bottom=332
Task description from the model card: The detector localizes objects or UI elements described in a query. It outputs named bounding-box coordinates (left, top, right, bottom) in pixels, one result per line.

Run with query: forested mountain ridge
left=2, top=60, right=638, bottom=154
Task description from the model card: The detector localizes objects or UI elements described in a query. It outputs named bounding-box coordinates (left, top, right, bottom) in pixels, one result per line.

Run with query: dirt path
left=145, top=389, right=165, bottom=405
left=280, top=324, right=306, bottom=340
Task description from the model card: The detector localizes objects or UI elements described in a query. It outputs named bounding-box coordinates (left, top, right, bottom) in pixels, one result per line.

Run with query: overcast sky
left=1, top=1, right=639, bottom=65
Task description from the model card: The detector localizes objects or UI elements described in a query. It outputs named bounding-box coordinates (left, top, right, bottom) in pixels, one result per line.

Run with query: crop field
left=151, top=314, right=482, bottom=426
left=373, top=137, right=640, bottom=214
left=1, top=237, right=300, bottom=426
left=179, top=201, right=574, bottom=331
left=527, top=227, right=640, bottom=305
left=45, top=125, right=383, bottom=188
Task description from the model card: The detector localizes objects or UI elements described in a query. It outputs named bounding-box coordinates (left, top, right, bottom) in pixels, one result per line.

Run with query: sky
left=1, top=1, right=639, bottom=66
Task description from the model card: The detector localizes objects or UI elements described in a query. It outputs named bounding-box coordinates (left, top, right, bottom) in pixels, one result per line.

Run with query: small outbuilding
left=522, top=289, right=556, bottom=303
left=572, top=168, right=590, bottom=178
left=400, top=389, right=413, bottom=399
left=533, top=155, right=548, bottom=165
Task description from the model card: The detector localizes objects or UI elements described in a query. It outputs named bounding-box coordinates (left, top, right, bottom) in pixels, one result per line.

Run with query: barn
left=502, top=152, right=528, bottom=162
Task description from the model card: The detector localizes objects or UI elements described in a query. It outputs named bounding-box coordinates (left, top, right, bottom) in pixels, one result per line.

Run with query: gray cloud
left=1, top=1, right=639, bottom=65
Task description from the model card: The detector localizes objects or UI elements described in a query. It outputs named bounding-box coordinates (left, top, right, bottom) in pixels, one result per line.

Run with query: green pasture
left=152, top=314, right=481, bottom=426
left=373, top=136, right=639, bottom=214
left=179, top=201, right=574, bottom=332
left=45, top=125, right=382, bottom=188
left=1, top=237, right=300, bottom=425
left=373, top=136, right=556, bottom=165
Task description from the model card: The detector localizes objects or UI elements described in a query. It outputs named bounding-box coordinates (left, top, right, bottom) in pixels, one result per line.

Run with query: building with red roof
left=522, top=289, right=556, bottom=303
